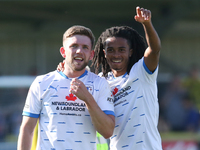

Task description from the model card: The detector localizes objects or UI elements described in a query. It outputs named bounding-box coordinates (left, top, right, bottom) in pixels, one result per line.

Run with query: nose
left=113, top=51, right=120, bottom=57
left=76, top=47, right=83, bottom=53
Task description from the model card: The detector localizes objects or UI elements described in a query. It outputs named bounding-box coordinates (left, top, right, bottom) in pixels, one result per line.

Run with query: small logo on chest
left=112, top=87, right=118, bottom=96
left=66, top=93, right=77, bottom=101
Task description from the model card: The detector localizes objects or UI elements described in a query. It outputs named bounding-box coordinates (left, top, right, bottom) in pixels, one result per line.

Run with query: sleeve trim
left=22, top=111, right=40, bottom=118
left=103, top=110, right=115, bottom=117
left=143, top=60, right=157, bottom=75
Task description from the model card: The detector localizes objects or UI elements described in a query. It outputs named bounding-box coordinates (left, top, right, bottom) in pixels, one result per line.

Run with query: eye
left=70, top=44, right=78, bottom=48
left=83, top=45, right=89, bottom=50
left=119, top=48, right=126, bottom=52
left=106, top=48, right=113, bottom=53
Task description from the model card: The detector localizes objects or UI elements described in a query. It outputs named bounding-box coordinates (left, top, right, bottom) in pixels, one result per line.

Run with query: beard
left=67, top=60, right=88, bottom=71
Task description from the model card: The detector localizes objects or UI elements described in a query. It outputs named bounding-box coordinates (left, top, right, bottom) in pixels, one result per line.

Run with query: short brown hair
left=63, top=25, right=95, bottom=48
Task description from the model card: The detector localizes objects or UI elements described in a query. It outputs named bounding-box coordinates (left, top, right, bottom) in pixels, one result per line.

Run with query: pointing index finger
left=136, top=6, right=141, bottom=17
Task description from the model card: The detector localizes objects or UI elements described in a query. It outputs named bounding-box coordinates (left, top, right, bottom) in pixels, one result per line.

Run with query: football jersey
left=22, top=70, right=114, bottom=150
left=106, top=57, right=162, bottom=150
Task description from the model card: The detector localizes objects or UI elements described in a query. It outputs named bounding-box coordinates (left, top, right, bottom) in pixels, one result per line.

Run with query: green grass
left=161, top=132, right=200, bottom=141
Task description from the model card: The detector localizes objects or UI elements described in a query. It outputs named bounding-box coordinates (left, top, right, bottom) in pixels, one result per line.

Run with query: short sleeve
left=22, top=77, right=41, bottom=118
left=96, top=78, right=115, bottom=116
left=129, top=57, right=158, bottom=83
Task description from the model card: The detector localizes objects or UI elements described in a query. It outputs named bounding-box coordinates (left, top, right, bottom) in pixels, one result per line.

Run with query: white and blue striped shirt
left=107, top=57, right=162, bottom=150
left=23, top=70, right=114, bottom=150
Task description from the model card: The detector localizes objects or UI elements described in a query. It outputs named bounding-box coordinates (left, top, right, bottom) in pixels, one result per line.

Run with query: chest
left=39, top=79, right=96, bottom=117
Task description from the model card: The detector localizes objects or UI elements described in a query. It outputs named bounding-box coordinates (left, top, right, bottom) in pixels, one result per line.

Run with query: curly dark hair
left=92, top=26, right=147, bottom=77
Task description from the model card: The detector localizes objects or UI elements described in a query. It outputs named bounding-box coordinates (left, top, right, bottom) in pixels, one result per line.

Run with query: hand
left=70, top=78, right=91, bottom=102
left=57, top=60, right=65, bottom=72
left=134, top=6, right=151, bottom=24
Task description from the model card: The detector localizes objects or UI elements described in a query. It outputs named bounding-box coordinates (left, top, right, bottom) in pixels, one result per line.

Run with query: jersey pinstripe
left=106, top=57, right=162, bottom=150
left=22, top=70, right=114, bottom=150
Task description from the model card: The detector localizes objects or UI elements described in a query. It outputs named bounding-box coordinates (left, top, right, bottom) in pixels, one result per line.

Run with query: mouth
left=112, top=59, right=122, bottom=63
left=74, top=57, right=83, bottom=61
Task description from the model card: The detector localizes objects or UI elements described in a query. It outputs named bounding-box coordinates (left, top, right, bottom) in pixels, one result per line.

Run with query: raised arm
left=17, top=116, right=38, bottom=150
left=135, top=6, right=161, bottom=72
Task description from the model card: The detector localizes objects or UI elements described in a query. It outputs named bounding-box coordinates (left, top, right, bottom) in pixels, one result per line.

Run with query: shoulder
left=130, top=57, right=158, bottom=83
left=131, top=57, right=158, bottom=74
left=33, top=70, right=59, bottom=86
left=131, top=57, right=143, bottom=70
left=37, top=70, right=58, bottom=80
left=88, top=71, right=102, bottom=80
left=88, top=71, right=108, bottom=84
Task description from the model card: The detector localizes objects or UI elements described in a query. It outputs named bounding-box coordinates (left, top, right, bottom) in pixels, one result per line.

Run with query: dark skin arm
left=135, top=6, right=161, bottom=72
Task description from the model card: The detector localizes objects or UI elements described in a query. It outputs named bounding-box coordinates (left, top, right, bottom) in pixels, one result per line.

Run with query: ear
left=103, top=49, right=106, bottom=58
left=89, top=50, right=94, bottom=60
left=129, top=49, right=133, bottom=57
left=60, top=47, right=66, bottom=58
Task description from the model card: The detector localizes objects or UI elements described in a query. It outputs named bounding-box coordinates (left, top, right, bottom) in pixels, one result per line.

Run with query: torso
left=106, top=57, right=162, bottom=150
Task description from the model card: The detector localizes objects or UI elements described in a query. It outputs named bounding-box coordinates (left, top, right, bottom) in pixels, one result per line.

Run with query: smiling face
left=60, top=34, right=93, bottom=75
left=103, top=37, right=132, bottom=77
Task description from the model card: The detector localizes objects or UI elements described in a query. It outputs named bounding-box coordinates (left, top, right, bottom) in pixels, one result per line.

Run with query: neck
left=63, top=66, right=86, bottom=78
left=112, top=70, right=127, bottom=77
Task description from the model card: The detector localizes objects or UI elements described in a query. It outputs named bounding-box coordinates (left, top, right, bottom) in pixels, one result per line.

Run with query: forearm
left=85, top=95, right=115, bottom=139
left=143, top=22, right=161, bottom=54
left=143, top=21, right=161, bottom=71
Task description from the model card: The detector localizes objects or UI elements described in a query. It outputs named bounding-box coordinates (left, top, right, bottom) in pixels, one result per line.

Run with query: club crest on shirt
left=85, top=85, right=94, bottom=95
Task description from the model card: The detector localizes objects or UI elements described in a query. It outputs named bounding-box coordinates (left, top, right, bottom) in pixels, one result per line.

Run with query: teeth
left=75, top=57, right=83, bottom=60
left=113, top=60, right=121, bottom=63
